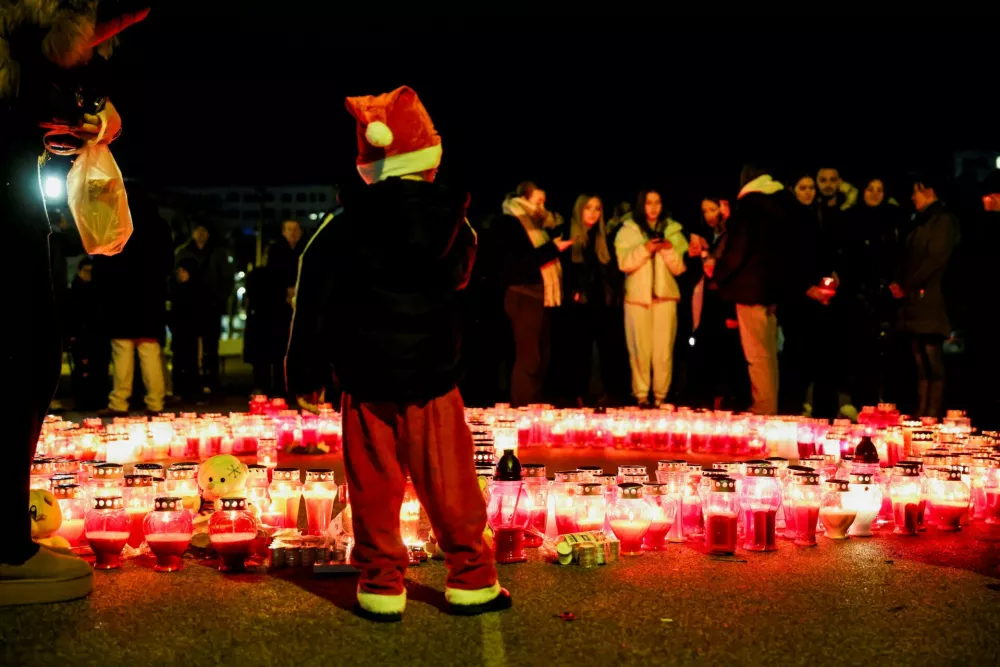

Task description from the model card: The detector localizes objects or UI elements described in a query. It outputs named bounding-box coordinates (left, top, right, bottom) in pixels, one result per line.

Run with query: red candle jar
left=656, top=460, right=688, bottom=543
left=681, top=471, right=704, bottom=539
left=30, top=458, right=54, bottom=490
left=245, top=464, right=271, bottom=520
left=250, top=394, right=269, bottom=415
left=984, top=463, right=1000, bottom=525
left=134, top=463, right=165, bottom=495
left=705, top=476, right=739, bottom=555
left=209, top=497, right=257, bottom=573
left=399, top=478, right=422, bottom=546
left=300, top=413, right=319, bottom=448
left=256, top=437, right=279, bottom=470
left=781, top=464, right=815, bottom=539
left=52, top=484, right=86, bottom=547
left=123, top=474, right=155, bottom=549
left=90, top=463, right=124, bottom=502
left=85, top=496, right=130, bottom=570
left=740, top=464, right=781, bottom=552
left=931, top=469, right=970, bottom=532
left=521, top=464, right=548, bottom=547
left=689, top=416, right=710, bottom=453
left=269, top=468, right=303, bottom=530
left=607, top=483, right=653, bottom=555
left=573, top=482, right=607, bottom=534
left=143, top=497, right=194, bottom=572
left=890, top=465, right=923, bottom=535
left=304, top=469, right=338, bottom=537
left=488, top=451, right=528, bottom=564
left=641, top=483, right=675, bottom=550
left=790, top=472, right=821, bottom=546
left=552, top=470, right=583, bottom=535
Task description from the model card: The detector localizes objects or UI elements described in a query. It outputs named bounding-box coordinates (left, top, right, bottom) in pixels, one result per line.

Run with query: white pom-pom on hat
left=365, top=121, right=394, bottom=148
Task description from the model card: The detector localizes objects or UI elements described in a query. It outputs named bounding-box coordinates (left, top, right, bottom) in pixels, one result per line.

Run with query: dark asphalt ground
left=5, top=446, right=1000, bottom=667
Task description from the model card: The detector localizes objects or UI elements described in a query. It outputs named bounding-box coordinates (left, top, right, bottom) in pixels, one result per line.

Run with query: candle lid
left=594, top=473, right=619, bottom=487
left=94, top=463, right=124, bottom=479
left=258, top=437, right=278, bottom=447
left=943, top=469, right=964, bottom=482
left=271, top=468, right=301, bottom=482
left=134, top=463, right=165, bottom=478
left=166, top=466, right=197, bottom=480
left=821, top=454, right=838, bottom=464
left=746, top=465, right=775, bottom=478
left=911, top=429, right=935, bottom=441
left=711, top=462, right=733, bottom=470
left=619, top=465, right=648, bottom=475
left=247, top=464, right=268, bottom=477
left=555, top=470, right=583, bottom=483
left=306, top=469, right=336, bottom=483
left=52, top=484, right=81, bottom=499
left=743, top=459, right=769, bottom=466
left=711, top=477, right=737, bottom=493
left=897, top=466, right=921, bottom=478
left=154, top=497, right=185, bottom=511
left=850, top=473, right=874, bottom=485
left=30, top=459, right=54, bottom=475
left=522, top=464, right=547, bottom=478
left=578, top=482, right=603, bottom=496
left=657, top=460, right=687, bottom=470
left=93, top=496, right=123, bottom=510
left=124, top=474, right=153, bottom=487
left=50, top=473, right=77, bottom=487
left=794, top=472, right=820, bottom=485
left=495, top=450, right=522, bottom=482
left=577, top=465, right=603, bottom=474
left=701, top=470, right=727, bottom=479
left=950, top=464, right=970, bottom=475
left=219, top=497, right=248, bottom=511
left=642, top=482, right=668, bottom=496
left=686, top=463, right=703, bottom=474
left=787, top=465, right=816, bottom=474
left=617, top=482, right=644, bottom=499
left=826, top=479, right=850, bottom=492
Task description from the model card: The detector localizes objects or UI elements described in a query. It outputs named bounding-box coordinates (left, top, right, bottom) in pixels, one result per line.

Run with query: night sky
left=108, top=7, right=997, bottom=221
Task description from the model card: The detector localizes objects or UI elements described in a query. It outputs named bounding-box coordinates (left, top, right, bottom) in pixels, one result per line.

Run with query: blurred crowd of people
left=463, top=165, right=1000, bottom=424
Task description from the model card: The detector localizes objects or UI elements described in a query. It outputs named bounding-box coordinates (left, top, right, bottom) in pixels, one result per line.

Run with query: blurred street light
left=44, top=176, right=63, bottom=199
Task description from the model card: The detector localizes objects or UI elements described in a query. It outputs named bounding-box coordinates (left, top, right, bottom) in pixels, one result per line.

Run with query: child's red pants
left=342, top=387, right=499, bottom=613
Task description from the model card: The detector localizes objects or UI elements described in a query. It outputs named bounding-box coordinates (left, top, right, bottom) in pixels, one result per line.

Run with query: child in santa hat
left=286, top=86, right=510, bottom=622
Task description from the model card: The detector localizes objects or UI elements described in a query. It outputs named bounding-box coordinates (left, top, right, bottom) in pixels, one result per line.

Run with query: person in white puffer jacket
left=615, top=189, right=688, bottom=406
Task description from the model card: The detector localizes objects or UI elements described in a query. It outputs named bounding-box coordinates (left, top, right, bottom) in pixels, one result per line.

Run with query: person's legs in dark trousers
left=562, top=304, right=595, bottom=406
left=810, top=305, right=841, bottom=419
left=778, top=309, right=809, bottom=415
left=171, top=331, right=199, bottom=401
left=912, top=334, right=946, bottom=418
left=197, top=311, right=223, bottom=390
left=505, top=288, right=548, bottom=407
left=596, top=305, right=628, bottom=406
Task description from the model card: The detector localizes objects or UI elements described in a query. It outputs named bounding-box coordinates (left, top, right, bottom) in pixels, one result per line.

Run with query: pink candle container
left=489, top=450, right=529, bottom=563
left=789, top=472, right=821, bottom=546
left=134, top=463, right=166, bottom=496
left=257, top=437, right=279, bottom=471
left=85, top=496, right=130, bottom=569
left=573, top=482, right=607, bottom=534
left=143, top=497, right=193, bottom=572
left=304, top=469, right=337, bottom=537
left=729, top=417, right=751, bottom=456
left=656, top=460, right=688, bottom=543
left=209, top=498, right=257, bottom=573
left=269, top=467, right=303, bottom=531
left=641, top=483, right=676, bottom=550
left=890, top=465, right=923, bottom=535
left=30, top=458, right=54, bottom=490
left=521, top=464, right=548, bottom=547
left=819, top=479, right=856, bottom=539
left=245, top=464, right=272, bottom=519
left=705, top=477, right=739, bottom=555
left=983, top=464, right=1000, bottom=525
left=740, top=464, right=781, bottom=552
left=651, top=416, right=670, bottom=451
left=931, top=469, right=970, bottom=532
left=90, top=463, right=124, bottom=506
left=164, top=464, right=200, bottom=517
left=300, top=413, right=319, bottom=448
left=608, top=483, right=653, bottom=555
left=681, top=472, right=704, bottom=538
left=669, top=414, right=689, bottom=453
left=52, top=484, right=87, bottom=547
left=552, top=470, right=583, bottom=535
left=689, top=417, right=710, bottom=454
left=123, top=474, right=155, bottom=549
left=249, top=394, right=269, bottom=415
left=846, top=473, right=882, bottom=537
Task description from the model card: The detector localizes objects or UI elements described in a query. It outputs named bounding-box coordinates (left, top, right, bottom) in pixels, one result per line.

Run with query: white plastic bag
left=65, top=142, right=132, bottom=256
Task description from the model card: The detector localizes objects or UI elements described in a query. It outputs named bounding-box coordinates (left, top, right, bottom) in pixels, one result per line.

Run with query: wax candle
left=929, top=469, right=970, bottom=533
left=846, top=473, right=882, bottom=537
left=740, top=465, right=781, bottom=552
left=209, top=498, right=256, bottom=573
left=304, top=469, right=337, bottom=537
left=85, top=496, right=129, bottom=569
left=521, top=464, right=548, bottom=547
left=985, top=488, right=1000, bottom=525
left=706, top=512, right=738, bottom=555
left=641, top=483, right=674, bottom=551
left=144, top=497, right=193, bottom=572
left=608, top=483, right=652, bottom=555
left=890, top=466, right=923, bottom=536
left=269, top=468, right=303, bottom=530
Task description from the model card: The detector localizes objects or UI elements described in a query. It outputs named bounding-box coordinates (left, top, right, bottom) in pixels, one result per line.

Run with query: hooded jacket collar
left=738, top=174, right=784, bottom=199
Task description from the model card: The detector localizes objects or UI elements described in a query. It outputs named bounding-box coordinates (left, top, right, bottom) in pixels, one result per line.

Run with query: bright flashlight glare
left=688, top=336, right=696, bottom=347
left=44, top=176, right=62, bottom=199
left=996, top=156, right=1000, bottom=170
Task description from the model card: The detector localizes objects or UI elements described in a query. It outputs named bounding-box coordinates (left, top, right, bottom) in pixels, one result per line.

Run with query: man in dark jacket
left=890, top=174, right=961, bottom=418
left=286, top=86, right=507, bottom=622
left=711, top=164, right=794, bottom=415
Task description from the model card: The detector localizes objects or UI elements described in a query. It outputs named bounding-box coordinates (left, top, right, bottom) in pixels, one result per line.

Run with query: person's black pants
left=197, top=312, right=223, bottom=388
left=779, top=301, right=840, bottom=418
left=504, top=288, right=549, bottom=408
left=171, top=329, right=200, bottom=400
left=70, top=336, right=109, bottom=411
left=911, top=333, right=946, bottom=418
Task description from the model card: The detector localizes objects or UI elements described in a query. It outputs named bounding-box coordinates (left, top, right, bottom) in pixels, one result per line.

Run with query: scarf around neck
left=503, top=195, right=562, bottom=307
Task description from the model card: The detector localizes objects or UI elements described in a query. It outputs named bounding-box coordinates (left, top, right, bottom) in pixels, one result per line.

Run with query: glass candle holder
left=164, top=464, right=200, bottom=516
left=782, top=465, right=815, bottom=538
left=608, top=483, right=653, bottom=555
left=245, top=464, right=272, bottom=521
left=573, top=482, right=607, bottom=534
left=656, top=460, right=688, bottom=543
left=790, top=472, right=821, bottom=547
left=552, top=470, right=583, bottom=535
left=740, top=465, right=781, bottom=552
left=984, top=463, right=1000, bottom=525
left=577, top=466, right=602, bottom=483
left=30, top=458, right=54, bottom=490
left=400, top=478, right=422, bottom=546
left=492, top=417, right=518, bottom=457
left=930, top=469, right=970, bottom=532
left=846, top=473, right=882, bottom=537
left=890, top=465, right=923, bottom=535
left=269, top=468, right=303, bottom=530
left=90, top=463, right=125, bottom=503
left=85, top=496, right=129, bottom=570
left=521, top=464, right=548, bottom=547
left=143, top=497, right=194, bottom=572
left=682, top=476, right=705, bottom=539
left=134, top=463, right=165, bottom=495
left=705, top=476, right=739, bottom=555
left=209, top=498, right=256, bottom=573
left=595, top=473, right=621, bottom=534
left=304, top=469, right=337, bottom=537
left=641, top=483, right=676, bottom=550
left=52, top=484, right=86, bottom=547
left=488, top=450, right=528, bottom=564
left=256, top=437, right=279, bottom=470
left=123, top=474, right=155, bottom=549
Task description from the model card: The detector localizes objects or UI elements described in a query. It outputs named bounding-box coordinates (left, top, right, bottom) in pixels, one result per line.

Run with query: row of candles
left=483, top=437, right=1000, bottom=563
left=34, top=460, right=341, bottom=573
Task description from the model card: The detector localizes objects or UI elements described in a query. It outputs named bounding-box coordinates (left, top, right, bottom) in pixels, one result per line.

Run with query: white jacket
left=615, top=216, right=687, bottom=305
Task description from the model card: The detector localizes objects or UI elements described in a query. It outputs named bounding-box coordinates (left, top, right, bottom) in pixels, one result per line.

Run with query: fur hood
left=1, top=0, right=148, bottom=101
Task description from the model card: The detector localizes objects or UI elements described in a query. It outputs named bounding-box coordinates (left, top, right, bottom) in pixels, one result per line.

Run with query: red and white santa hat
left=344, top=86, right=442, bottom=185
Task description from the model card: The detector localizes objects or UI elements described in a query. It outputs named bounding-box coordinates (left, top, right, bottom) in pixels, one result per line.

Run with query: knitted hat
left=344, top=86, right=442, bottom=185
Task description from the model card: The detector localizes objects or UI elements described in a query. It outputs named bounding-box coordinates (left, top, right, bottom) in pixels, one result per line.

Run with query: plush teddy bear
left=29, top=488, right=72, bottom=551
left=197, top=454, right=249, bottom=505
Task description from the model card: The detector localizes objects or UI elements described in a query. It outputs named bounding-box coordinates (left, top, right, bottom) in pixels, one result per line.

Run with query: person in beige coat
left=615, top=190, right=688, bottom=406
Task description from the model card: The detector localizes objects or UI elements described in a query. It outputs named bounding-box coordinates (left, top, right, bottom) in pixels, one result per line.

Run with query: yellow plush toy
left=425, top=474, right=494, bottom=559
left=198, top=454, right=249, bottom=504
left=29, top=488, right=71, bottom=551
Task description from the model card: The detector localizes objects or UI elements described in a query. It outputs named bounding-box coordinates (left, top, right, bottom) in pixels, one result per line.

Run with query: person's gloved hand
left=76, top=101, right=121, bottom=144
